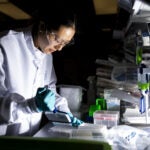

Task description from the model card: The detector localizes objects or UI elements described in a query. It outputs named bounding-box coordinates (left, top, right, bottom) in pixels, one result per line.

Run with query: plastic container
left=58, top=85, right=83, bottom=112
left=93, top=110, right=119, bottom=128
left=104, top=89, right=120, bottom=111
left=88, top=98, right=107, bottom=117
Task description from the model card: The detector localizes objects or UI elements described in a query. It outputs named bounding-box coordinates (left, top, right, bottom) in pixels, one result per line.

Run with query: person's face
left=38, top=25, right=75, bottom=54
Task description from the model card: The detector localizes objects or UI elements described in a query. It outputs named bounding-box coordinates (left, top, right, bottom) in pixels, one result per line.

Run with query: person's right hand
left=66, top=113, right=84, bottom=127
left=35, top=87, right=55, bottom=112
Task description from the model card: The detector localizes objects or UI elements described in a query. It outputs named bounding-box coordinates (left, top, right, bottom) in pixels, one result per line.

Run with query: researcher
left=0, top=10, right=83, bottom=136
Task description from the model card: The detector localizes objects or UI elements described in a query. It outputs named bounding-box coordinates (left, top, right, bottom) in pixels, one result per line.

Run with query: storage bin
left=58, top=85, right=83, bottom=112
left=93, top=110, right=119, bottom=128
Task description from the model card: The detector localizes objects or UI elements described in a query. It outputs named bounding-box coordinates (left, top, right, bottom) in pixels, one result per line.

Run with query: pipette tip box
left=93, top=110, right=119, bottom=128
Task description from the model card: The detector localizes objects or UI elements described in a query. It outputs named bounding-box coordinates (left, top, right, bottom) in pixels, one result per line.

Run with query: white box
left=93, top=110, right=119, bottom=128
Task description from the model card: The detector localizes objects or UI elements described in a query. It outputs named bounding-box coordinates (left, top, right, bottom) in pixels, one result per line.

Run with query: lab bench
left=0, top=121, right=112, bottom=150
left=0, top=135, right=111, bottom=150
left=33, top=121, right=150, bottom=149
left=33, top=121, right=112, bottom=150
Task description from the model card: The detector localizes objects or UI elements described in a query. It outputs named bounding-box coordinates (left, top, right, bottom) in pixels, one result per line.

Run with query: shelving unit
left=124, top=0, right=150, bottom=65
left=123, top=0, right=150, bottom=124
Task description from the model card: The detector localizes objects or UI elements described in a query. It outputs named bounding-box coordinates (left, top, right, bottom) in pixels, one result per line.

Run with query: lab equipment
left=137, top=65, right=150, bottom=123
left=93, top=110, right=119, bottom=128
left=46, top=109, right=84, bottom=127
left=110, top=89, right=139, bottom=106
left=123, top=105, right=150, bottom=124
left=88, top=98, right=107, bottom=117
left=34, top=121, right=107, bottom=139
left=58, top=85, right=83, bottom=112
left=35, top=87, right=55, bottom=112
left=55, top=110, right=83, bottom=127
left=45, top=111, right=72, bottom=123
left=136, top=31, right=150, bottom=124
left=104, top=89, right=120, bottom=111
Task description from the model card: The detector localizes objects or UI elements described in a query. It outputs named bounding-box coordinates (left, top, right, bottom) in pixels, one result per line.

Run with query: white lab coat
left=0, top=27, right=70, bottom=136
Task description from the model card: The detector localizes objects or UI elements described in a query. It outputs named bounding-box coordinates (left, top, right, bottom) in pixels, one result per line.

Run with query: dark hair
left=42, top=12, right=76, bottom=32
left=32, top=8, right=76, bottom=33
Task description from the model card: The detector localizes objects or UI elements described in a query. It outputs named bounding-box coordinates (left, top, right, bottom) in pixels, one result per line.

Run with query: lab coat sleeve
left=0, top=92, right=38, bottom=123
left=0, top=47, right=19, bottom=123
left=0, top=78, right=38, bottom=123
left=0, top=48, right=38, bottom=123
left=46, top=64, right=71, bottom=113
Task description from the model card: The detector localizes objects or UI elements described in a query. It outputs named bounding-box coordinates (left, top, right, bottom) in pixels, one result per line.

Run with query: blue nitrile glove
left=35, top=87, right=55, bottom=112
left=67, top=113, right=84, bottom=127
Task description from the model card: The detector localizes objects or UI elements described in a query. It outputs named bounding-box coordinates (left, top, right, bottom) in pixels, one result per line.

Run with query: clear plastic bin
left=93, top=110, right=119, bottom=128
left=58, top=85, right=83, bottom=112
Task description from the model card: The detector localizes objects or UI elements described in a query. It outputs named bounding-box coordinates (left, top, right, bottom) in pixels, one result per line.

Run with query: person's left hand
left=67, top=113, right=84, bottom=127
